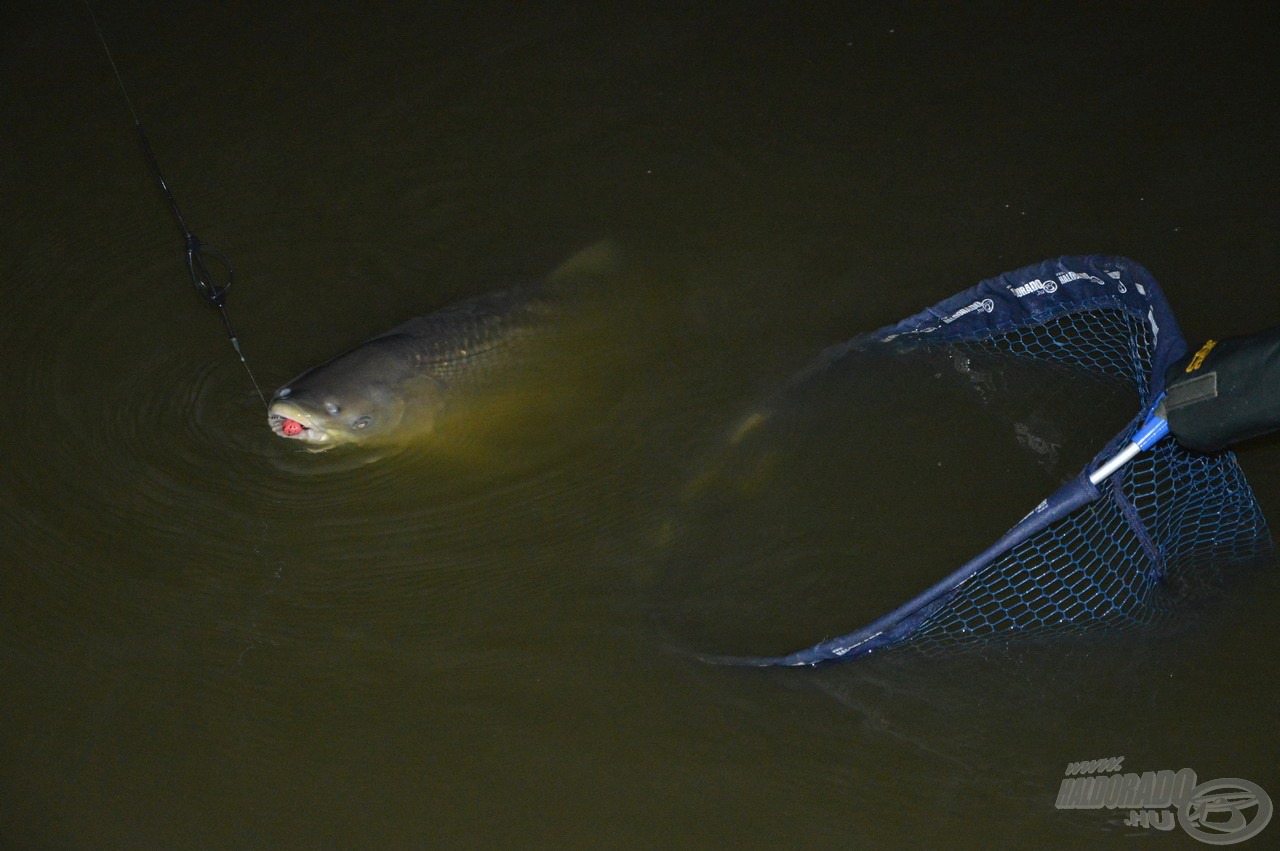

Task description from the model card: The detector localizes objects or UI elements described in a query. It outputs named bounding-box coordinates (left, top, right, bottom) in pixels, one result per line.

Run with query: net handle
left=1089, top=397, right=1169, bottom=485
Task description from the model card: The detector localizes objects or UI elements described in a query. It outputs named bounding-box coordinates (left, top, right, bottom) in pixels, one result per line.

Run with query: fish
left=268, top=243, right=614, bottom=451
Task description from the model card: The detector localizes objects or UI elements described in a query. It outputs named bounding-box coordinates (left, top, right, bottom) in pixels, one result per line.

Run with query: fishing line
left=84, top=1, right=269, bottom=410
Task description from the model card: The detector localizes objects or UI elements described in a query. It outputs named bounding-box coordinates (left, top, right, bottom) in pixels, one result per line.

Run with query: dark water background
left=3, top=2, right=1278, bottom=848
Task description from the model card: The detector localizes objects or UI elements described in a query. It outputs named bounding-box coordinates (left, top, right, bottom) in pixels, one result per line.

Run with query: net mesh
left=953, top=304, right=1152, bottom=395
left=903, top=417, right=1271, bottom=655
left=718, top=256, right=1274, bottom=665
left=900, top=304, right=1268, bottom=653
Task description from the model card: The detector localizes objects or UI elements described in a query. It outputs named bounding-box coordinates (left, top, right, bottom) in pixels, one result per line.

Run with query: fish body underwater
left=268, top=244, right=613, bottom=452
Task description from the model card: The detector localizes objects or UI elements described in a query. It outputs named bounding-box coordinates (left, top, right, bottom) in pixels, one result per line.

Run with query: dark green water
left=3, top=2, right=1277, bottom=848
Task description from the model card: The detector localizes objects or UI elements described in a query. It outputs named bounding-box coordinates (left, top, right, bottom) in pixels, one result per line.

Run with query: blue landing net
left=716, top=256, right=1272, bottom=666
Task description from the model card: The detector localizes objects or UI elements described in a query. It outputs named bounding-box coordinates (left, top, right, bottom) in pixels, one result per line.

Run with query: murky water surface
left=3, top=2, right=1277, bottom=848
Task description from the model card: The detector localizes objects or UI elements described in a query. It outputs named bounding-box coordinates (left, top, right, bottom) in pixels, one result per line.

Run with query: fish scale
left=378, top=288, right=547, bottom=380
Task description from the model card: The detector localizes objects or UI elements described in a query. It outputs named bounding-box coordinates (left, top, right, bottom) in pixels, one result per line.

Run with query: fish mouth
left=267, top=402, right=332, bottom=446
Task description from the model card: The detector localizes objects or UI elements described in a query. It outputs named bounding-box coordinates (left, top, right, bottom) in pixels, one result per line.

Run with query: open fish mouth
left=267, top=405, right=330, bottom=444
left=268, top=413, right=310, bottom=439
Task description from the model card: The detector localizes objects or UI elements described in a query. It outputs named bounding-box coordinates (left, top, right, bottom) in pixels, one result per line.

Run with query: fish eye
left=278, top=387, right=292, bottom=398
left=352, top=416, right=372, bottom=429
left=325, top=402, right=340, bottom=415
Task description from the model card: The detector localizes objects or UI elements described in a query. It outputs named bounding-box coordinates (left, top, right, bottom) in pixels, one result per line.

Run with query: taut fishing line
left=84, top=1, right=269, bottom=409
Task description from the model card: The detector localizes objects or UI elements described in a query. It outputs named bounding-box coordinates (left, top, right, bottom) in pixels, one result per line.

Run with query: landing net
left=721, top=256, right=1272, bottom=666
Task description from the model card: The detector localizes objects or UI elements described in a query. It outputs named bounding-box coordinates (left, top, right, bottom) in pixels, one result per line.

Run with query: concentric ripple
left=4, top=227, right=697, bottom=681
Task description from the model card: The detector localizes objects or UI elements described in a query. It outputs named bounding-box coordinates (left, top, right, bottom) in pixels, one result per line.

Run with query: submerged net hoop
left=713, top=256, right=1272, bottom=666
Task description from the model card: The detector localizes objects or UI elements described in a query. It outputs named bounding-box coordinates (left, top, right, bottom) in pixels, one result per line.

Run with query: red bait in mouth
left=282, top=419, right=304, bottom=436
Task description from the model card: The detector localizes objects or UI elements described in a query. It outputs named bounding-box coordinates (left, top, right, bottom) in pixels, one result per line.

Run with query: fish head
left=268, top=333, right=452, bottom=450
left=268, top=373, right=411, bottom=450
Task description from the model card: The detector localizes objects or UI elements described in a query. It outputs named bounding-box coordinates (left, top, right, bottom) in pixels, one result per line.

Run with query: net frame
left=715, top=256, right=1273, bottom=666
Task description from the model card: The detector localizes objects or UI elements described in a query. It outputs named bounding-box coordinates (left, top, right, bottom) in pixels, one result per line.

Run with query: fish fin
left=546, top=240, right=620, bottom=286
